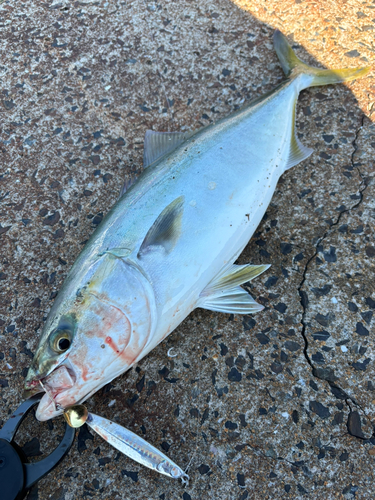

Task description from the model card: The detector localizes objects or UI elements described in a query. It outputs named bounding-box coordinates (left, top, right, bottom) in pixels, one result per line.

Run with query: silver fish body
left=24, top=31, right=369, bottom=423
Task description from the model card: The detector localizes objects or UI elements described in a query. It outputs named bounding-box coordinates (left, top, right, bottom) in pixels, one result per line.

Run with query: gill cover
left=78, top=251, right=158, bottom=370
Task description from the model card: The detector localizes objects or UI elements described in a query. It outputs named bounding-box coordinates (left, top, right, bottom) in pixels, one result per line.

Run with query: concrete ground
left=0, top=0, right=374, bottom=498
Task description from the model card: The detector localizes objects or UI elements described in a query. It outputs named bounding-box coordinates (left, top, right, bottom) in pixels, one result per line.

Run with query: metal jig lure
left=63, top=405, right=189, bottom=485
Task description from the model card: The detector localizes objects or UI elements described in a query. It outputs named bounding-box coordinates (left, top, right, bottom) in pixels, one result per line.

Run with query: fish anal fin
left=144, top=130, right=192, bottom=168
left=198, top=263, right=270, bottom=315
left=203, top=263, right=270, bottom=295
left=138, top=196, right=184, bottom=258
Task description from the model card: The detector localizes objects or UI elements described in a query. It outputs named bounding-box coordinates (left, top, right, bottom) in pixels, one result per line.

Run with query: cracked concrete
left=1, top=0, right=375, bottom=499
left=297, top=116, right=374, bottom=441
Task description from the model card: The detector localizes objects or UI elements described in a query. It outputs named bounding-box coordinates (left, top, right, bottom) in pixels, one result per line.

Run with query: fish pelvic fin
left=273, top=30, right=370, bottom=88
left=198, top=264, right=270, bottom=315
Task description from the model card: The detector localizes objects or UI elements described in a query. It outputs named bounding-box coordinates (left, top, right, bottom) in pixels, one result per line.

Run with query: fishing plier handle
left=0, top=394, right=75, bottom=500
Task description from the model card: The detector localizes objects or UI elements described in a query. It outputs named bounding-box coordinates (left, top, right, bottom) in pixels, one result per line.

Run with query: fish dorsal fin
left=143, top=130, right=192, bottom=168
left=198, top=264, right=270, bottom=315
left=285, top=100, right=313, bottom=171
left=138, top=196, right=184, bottom=257
left=119, top=174, right=138, bottom=199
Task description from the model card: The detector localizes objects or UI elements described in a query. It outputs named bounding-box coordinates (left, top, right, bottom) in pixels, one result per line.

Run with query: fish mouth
left=24, top=364, right=77, bottom=420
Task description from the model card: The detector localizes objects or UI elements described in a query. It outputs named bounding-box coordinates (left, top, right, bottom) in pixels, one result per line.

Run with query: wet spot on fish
left=208, top=181, right=216, bottom=190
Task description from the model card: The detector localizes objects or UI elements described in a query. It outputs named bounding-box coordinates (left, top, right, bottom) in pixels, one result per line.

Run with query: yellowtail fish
left=24, top=31, right=369, bottom=429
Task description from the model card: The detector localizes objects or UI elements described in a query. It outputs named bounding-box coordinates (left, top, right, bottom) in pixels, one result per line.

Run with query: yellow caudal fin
left=273, top=30, right=370, bottom=87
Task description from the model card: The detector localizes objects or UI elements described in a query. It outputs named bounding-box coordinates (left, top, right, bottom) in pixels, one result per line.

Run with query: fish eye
left=51, top=329, right=72, bottom=353
left=57, top=337, right=71, bottom=351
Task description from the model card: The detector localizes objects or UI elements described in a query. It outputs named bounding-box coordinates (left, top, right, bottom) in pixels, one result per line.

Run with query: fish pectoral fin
left=144, top=130, right=192, bottom=168
left=138, top=196, right=184, bottom=258
left=198, top=263, right=270, bottom=315
left=198, top=286, right=264, bottom=315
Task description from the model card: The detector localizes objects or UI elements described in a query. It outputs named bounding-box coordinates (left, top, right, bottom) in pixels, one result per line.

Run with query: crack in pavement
left=296, top=115, right=374, bottom=439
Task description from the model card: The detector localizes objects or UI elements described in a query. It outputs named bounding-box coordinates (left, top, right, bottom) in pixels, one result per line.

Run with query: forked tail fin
left=273, top=30, right=370, bottom=88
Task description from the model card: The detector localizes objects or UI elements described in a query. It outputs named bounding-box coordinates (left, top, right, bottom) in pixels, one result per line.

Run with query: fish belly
left=134, top=79, right=299, bottom=352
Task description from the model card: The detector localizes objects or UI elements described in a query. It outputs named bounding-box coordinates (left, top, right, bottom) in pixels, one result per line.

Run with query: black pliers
left=0, top=394, right=75, bottom=500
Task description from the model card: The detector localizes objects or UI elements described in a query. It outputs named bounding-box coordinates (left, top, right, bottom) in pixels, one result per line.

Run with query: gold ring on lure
left=63, top=405, right=88, bottom=428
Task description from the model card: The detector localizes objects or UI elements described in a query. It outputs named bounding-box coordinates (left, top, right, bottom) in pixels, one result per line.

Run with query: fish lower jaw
left=35, top=387, right=81, bottom=421
left=35, top=392, right=63, bottom=420
left=34, top=365, right=78, bottom=420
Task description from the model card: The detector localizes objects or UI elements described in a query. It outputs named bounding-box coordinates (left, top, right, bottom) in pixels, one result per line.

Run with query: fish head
left=24, top=254, right=157, bottom=421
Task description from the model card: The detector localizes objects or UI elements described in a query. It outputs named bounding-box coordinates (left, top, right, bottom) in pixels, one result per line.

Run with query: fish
left=24, top=31, right=369, bottom=421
